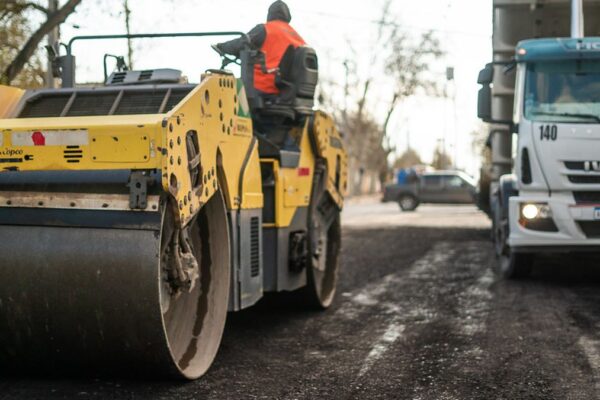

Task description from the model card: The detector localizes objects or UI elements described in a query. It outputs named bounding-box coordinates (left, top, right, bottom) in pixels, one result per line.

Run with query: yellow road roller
left=0, top=32, right=347, bottom=379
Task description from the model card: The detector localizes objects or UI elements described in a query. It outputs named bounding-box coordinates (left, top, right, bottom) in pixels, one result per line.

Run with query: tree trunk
left=382, top=92, right=400, bottom=137
left=1, top=0, right=82, bottom=85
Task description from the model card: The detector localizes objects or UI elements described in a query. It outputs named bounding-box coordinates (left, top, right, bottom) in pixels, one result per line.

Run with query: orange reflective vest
left=254, top=20, right=306, bottom=94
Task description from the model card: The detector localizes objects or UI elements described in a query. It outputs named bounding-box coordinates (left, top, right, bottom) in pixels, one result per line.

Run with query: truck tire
left=398, top=194, right=419, bottom=211
left=491, top=178, right=531, bottom=279
left=493, top=201, right=533, bottom=279
left=497, top=251, right=533, bottom=279
left=492, top=202, right=508, bottom=258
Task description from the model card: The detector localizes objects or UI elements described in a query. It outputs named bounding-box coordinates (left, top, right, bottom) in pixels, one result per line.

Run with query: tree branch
left=0, top=1, right=47, bottom=14
left=1, top=0, right=82, bottom=84
left=26, top=2, right=50, bottom=14
left=382, top=92, right=400, bottom=138
left=357, top=79, right=370, bottom=120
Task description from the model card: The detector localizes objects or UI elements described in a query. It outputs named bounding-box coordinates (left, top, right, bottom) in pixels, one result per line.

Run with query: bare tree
left=0, top=0, right=82, bottom=85
left=322, top=1, right=443, bottom=195
left=431, top=144, right=453, bottom=170
left=393, top=148, right=423, bottom=170
left=0, top=7, right=45, bottom=87
left=383, top=30, right=443, bottom=138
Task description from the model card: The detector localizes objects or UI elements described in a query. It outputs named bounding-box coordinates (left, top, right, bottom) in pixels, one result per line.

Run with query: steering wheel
left=211, top=44, right=241, bottom=70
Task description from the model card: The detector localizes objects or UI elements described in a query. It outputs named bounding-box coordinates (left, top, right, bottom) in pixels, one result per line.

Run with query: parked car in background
left=382, top=170, right=478, bottom=211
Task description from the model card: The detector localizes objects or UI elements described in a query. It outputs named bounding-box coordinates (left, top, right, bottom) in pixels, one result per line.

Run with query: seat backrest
left=239, top=46, right=319, bottom=123
left=289, top=46, right=319, bottom=99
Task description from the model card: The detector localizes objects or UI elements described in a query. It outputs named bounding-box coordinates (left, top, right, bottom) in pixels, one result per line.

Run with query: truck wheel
left=497, top=251, right=533, bottom=279
left=398, top=195, right=419, bottom=211
left=492, top=203, right=508, bottom=258
left=491, top=193, right=532, bottom=279
left=300, top=161, right=342, bottom=309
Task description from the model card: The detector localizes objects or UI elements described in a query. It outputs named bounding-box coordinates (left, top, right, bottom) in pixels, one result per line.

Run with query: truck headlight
left=519, top=203, right=558, bottom=232
left=521, top=203, right=552, bottom=220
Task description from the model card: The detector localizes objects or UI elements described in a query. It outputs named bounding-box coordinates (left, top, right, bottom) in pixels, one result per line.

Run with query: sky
left=57, top=0, right=492, bottom=177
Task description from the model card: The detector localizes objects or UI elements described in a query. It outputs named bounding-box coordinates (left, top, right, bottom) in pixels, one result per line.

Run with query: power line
left=294, top=9, right=491, bottom=39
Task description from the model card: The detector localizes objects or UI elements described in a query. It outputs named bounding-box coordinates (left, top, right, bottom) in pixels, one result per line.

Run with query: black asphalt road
left=2, top=202, right=600, bottom=399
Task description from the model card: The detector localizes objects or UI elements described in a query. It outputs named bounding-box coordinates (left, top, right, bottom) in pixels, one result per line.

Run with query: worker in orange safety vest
left=215, top=1, right=306, bottom=95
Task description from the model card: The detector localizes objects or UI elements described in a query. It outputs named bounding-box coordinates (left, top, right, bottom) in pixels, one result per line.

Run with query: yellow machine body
left=0, top=73, right=264, bottom=228
left=0, top=81, right=346, bottom=228
left=0, top=86, right=24, bottom=118
left=0, top=48, right=347, bottom=379
left=261, top=115, right=347, bottom=228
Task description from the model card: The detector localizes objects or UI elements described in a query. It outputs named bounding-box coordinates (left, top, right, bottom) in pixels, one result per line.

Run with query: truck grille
left=564, top=161, right=600, bottom=185
left=568, top=175, right=600, bottom=184
left=573, top=192, right=600, bottom=204
left=578, top=221, right=600, bottom=238
left=565, top=161, right=586, bottom=170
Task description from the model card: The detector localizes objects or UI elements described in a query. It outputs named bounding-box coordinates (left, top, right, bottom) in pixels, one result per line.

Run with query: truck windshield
left=524, top=60, right=600, bottom=123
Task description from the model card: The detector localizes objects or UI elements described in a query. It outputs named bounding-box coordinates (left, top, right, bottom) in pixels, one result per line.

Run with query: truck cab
left=479, top=37, right=600, bottom=277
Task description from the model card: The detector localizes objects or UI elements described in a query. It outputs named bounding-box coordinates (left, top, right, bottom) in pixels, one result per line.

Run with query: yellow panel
left=91, top=132, right=150, bottom=163
left=0, top=115, right=162, bottom=171
left=310, top=111, right=348, bottom=209
left=239, top=138, right=264, bottom=209
left=163, top=72, right=262, bottom=225
left=0, top=86, right=24, bottom=118
left=267, top=112, right=348, bottom=229
left=282, top=128, right=313, bottom=208
left=269, top=125, right=315, bottom=228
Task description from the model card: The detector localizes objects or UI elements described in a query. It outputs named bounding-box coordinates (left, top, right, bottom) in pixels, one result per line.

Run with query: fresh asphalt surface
left=3, top=200, right=600, bottom=399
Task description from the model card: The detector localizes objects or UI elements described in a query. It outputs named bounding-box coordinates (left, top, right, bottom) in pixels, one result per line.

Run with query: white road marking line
left=341, top=204, right=490, bottom=229
left=345, top=243, right=456, bottom=378
left=578, top=335, right=600, bottom=393
left=455, top=248, right=494, bottom=338
left=336, top=242, right=455, bottom=321
left=357, top=322, right=405, bottom=377
left=352, top=292, right=378, bottom=307
left=334, top=241, right=492, bottom=383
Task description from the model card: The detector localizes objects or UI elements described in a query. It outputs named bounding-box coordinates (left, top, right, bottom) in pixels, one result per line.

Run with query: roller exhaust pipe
left=572, top=0, right=584, bottom=38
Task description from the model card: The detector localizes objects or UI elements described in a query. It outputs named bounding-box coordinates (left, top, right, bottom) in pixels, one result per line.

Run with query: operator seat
left=241, top=45, right=319, bottom=130
left=241, top=45, right=319, bottom=166
left=284, top=46, right=319, bottom=117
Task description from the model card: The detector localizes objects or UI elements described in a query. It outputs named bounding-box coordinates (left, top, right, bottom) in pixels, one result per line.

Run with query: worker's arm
left=216, top=24, right=266, bottom=57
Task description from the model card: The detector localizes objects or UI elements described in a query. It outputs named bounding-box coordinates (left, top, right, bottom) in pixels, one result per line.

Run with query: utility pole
left=124, top=0, right=133, bottom=69
left=46, top=0, right=59, bottom=88
left=446, top=66, right=458, bottom=169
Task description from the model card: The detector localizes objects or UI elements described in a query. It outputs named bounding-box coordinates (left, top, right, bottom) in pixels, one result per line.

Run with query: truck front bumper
left=508, top=192, right=600, bottom=252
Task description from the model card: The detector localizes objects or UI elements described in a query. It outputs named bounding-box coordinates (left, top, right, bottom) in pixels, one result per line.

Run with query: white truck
left=478, top=0, right=600, bottom=278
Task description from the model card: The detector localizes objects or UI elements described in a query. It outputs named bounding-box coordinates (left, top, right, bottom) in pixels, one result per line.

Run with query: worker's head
left=267, top=1, right=291, bottom=23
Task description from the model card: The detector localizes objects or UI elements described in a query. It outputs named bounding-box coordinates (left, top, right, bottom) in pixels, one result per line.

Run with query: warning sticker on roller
left=11, top=129, right=89, bottom=147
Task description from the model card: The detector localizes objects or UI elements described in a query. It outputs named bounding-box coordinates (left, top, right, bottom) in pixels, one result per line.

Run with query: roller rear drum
left=0, top=191, right=230, bottom=379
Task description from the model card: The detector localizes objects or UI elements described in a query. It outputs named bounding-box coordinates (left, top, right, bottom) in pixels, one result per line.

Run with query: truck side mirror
left=477, top=84, right=492, bottom=122
left=477, top=63, right=494, bottom=122
left=477, top=64, right=494, bottom=85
